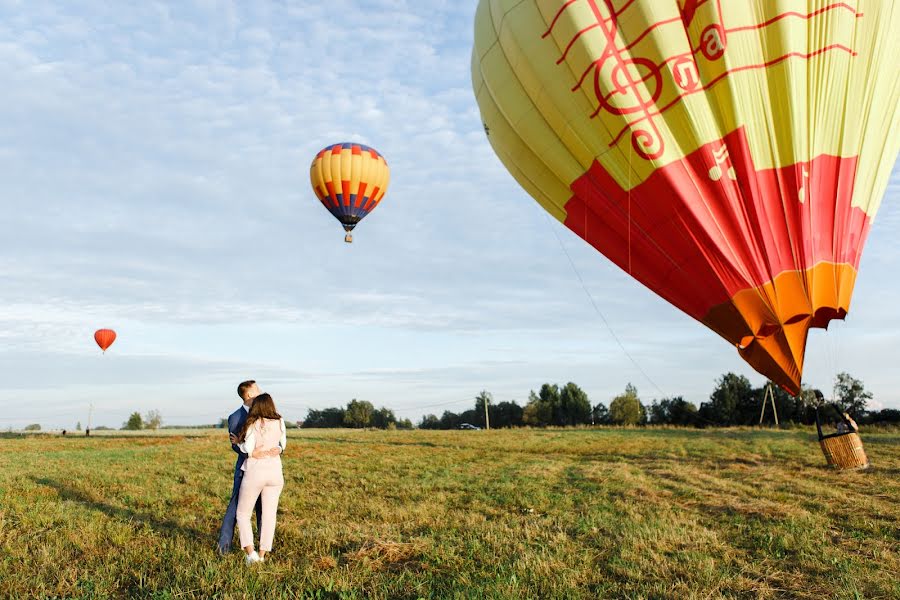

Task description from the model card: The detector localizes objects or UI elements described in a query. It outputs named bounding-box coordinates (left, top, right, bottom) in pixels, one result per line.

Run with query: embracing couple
left=217, top=380, right=287, bottom=565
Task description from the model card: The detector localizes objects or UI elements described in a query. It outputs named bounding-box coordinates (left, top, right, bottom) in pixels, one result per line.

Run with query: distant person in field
left=217, top=380, right=264, bottom=554
left=234, top=393, right=286, bottom=565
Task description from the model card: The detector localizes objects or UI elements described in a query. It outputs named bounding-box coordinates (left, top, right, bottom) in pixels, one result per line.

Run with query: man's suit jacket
left=227, top=406, right=250, bottom=475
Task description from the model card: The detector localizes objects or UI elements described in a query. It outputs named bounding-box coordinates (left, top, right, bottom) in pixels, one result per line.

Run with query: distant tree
left=218, top=417, right=229, bottom=429
left=458, top=408, right=481, bottom=426
left=609, top=383, right=645, bottom=425
left=371, top=407, right=397, bottom=429
left=699, top=373, right=754, bottom=426
left=144, top=410, right=163, bottom=430
left=592, top=402, right=610, bottom=425
left=648, top=400, right=665, bottom=425
left=123, top=412, right=143, bottom=430
left=492, top=401, right=524, bottom=428
left=419, top=414, right=440, bottom=429
left=303, top=407, right=346, bottom=428
left=523, top=384, right=559, bottom=426
left=648, top=396, right=698, bottom=426
left=397, top=418, right=414, bottom=430
left=863, top=408, right=900, bottom=425
left=439, top=410, right=461, bottom=430
left=76, top=421, right=82, bottom=431
left=558, top=382, right=592, bottom=426
left=344, top=400, right=375, bottom=428
left=833, top=372, right=872, bottom=416
left=668, top=397, right=698, bottom=426
left=24, top=423, right=41, bottom=431
left=94, top=426, right=113, bottom=431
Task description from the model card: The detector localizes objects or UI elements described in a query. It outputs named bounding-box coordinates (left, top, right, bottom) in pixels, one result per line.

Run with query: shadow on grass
left=32, top=476, right=213, bottom=545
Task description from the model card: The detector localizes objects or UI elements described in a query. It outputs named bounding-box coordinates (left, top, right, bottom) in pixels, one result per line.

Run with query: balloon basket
left=815, top=405, right=870, bottom=470
left=819, top=432, right=870, bottom=471
left=344, top=233, right=353, bottom=243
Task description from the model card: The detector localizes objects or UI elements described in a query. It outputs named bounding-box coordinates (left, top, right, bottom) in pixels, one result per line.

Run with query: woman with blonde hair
left=235, top=393, right=286, bottom=564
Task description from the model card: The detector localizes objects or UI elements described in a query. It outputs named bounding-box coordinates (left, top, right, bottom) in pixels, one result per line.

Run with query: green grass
left=1, top=428, right=898, bottom=599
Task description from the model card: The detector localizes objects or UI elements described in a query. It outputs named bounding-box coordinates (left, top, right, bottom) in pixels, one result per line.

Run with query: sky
left=1, top=1, right=898, bottom=430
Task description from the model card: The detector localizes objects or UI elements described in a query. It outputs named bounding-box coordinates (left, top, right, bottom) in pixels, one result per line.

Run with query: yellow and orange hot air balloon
left=309, top=142, right=390, bottom=243
left=94, top=329, right=116, bottom=353
left=472, top=0, right=899, bottom=394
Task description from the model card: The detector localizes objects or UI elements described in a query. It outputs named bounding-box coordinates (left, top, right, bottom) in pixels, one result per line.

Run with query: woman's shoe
left=245, top=551, right=262, bottom=565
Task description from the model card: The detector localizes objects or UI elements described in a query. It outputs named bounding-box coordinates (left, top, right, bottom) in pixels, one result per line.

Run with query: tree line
left=302, top=399, right=415, bottom=430
left=417, top=372, right=900, bottom=429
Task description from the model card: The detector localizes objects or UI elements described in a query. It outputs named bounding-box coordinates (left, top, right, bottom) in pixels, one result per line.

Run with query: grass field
left=1, top=428, right=898, bottom=599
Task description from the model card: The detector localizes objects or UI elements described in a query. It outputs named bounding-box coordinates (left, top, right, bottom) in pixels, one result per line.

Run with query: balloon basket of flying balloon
left=815, top=405, right=870, bottom=471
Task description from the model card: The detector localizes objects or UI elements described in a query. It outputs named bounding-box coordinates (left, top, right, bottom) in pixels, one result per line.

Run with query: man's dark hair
left=237, top=380, right=256, bottom=400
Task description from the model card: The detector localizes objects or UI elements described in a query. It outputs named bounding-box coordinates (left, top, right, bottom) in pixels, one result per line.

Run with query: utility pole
left=484, top=396, right=490, bottom=431
left=87, top=402, right=93, bottom=437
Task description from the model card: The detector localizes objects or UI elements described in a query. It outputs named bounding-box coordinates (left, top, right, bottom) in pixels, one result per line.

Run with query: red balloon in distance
left=94, top=329, right=116, bottom=352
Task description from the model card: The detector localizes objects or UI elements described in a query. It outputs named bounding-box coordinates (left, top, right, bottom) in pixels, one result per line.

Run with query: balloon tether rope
left=545, top=211, right=667, bottom=397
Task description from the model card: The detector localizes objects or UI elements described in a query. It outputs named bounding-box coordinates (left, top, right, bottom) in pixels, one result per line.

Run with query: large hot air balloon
left=309, top=143, right=390, bottom=243
left=94, top=329, right=116, bottom=353
left=472, top=0, right=899, bottom=394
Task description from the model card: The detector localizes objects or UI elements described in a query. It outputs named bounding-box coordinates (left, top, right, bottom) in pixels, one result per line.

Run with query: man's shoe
left=217, top=544, right=231, bottom=555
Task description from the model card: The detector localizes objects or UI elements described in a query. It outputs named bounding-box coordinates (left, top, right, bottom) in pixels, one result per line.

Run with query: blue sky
left=2, top=1, right=898, bottom=430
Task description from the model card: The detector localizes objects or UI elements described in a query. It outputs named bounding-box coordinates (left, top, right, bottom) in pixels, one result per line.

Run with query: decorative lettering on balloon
left=700, top=24, right=727, bottom=60
left=672, top=57, right=699, bottom=91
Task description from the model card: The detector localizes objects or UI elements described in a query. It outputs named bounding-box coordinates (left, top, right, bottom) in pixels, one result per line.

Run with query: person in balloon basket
left=217, top=380, right=265, bottom=554
left=836, top=412, right=859, bottom=434
left=234, top=393, right=286, bottom=565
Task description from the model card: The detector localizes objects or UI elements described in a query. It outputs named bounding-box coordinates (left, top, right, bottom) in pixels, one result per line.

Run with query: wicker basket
left=819, top=432, right=869, bottom=470
left=815, top=404, right=870, bottom=470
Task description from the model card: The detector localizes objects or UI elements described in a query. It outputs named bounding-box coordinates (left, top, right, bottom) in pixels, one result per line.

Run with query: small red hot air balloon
left=94, top=329, right=116, bottom=353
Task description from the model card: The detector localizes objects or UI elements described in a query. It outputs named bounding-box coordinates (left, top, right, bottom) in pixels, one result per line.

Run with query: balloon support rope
left=543, top=211, right=667, bottom=398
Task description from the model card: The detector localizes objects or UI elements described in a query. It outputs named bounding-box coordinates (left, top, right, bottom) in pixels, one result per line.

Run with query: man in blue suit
left=217, top=379, right=263, bottom=554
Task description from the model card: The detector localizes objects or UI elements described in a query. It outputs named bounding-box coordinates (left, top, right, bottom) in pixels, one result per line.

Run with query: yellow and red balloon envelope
left=94, top=329, right=116, bottom=352
left=309, top=143, right=390, bottom=242
left=472, top=0, right=899, bottom=394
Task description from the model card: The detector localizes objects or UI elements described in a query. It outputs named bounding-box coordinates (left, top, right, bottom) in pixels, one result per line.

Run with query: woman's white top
left=238, top=417, right=286, bottom=471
